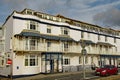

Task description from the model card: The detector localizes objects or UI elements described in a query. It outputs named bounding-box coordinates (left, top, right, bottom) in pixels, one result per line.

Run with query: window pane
left=81, top=32, right=84, bottom=38
left=64, top=59, right=69, bottom=65
left=47, top=28, right=51, bottom=33
left=25, top=59, right=28, bottom=66
left=47, top=42, right=51, bottom=47
left=30, top=21, right=36, bottom=30
left=30, top=40, right=36, bottom=46
left=30, top=59, right=35, bottom=66
left=25, top=55, right=38, bottom=66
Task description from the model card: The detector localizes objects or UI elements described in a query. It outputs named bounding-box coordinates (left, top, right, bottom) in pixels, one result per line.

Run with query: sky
left=0, top=0, right=120, bottom=29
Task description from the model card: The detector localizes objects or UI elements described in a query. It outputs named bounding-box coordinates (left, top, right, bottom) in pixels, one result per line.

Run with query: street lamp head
left=81, top=48, right=87, bottom=55
left=80, top=39, right=86, bottom=48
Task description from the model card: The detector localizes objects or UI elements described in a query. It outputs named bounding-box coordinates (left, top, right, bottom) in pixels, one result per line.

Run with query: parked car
left=95, top=65, right=118, bottom=76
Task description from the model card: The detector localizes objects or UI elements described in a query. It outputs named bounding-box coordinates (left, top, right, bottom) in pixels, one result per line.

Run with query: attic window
left=27, top=10, right=33, bottom=15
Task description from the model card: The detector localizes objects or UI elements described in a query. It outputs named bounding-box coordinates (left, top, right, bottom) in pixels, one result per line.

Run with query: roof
left=97, top=42, right=114, bottom=46
left=15, top=30, right=74, bottom=42
left=80, top=39, right=95, bottom=44
left=100, top=54, right=120, bottom=57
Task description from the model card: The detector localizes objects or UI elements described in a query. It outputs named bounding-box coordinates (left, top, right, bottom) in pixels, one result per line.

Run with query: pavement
left=0, top=70, right=95, bottom=80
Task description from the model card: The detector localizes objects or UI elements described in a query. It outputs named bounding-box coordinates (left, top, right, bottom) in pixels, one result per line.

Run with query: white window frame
left=64, top=58, right=70, bottom=65
left=61, top=27, right=69, bottom=35
left=25, top=54, right=38, bottom=66
left=47, top=25, right=51, bottom=34
left=0, top=56, right=5, bottom=67
left=27, top=21, right=38, bottom=31
left=25, top=38, right=38, bottom=50
left=63, top=42, right=69, bottom=52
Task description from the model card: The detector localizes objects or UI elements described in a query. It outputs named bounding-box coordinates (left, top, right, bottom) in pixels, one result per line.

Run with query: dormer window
left=27, top=10, right=33, bottom=15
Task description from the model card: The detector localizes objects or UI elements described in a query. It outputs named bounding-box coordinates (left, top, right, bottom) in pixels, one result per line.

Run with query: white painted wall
left=13, top=54, right=24, bottom=75
left=4, top=16, right=13, bottom=52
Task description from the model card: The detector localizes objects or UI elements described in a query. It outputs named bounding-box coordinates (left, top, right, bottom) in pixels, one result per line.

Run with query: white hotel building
left=0, top=9, right=120, bottom=77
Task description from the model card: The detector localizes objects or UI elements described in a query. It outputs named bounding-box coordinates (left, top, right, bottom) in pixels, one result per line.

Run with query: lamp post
left=81, top=39, right=87, bottom=80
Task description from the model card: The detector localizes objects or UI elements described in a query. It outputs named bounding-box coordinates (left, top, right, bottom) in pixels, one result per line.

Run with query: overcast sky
left=0, top=0, right=120, bottom=29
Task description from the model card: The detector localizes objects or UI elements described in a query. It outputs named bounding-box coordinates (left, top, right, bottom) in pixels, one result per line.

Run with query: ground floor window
left=25, top=54, right=38, bottom=66
left=91, top=56, right=93, bottom=63
left=0, top=56, right=4, bottom=67
left=64, top=58, right=70, bottom=65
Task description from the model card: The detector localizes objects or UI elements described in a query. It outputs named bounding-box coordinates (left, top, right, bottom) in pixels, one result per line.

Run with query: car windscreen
left=100, top=65, right=110, bottom=68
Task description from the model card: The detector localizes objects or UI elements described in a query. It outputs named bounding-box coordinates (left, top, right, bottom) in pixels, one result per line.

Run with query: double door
left=41, top=52, right=63, bottom=73
left=50, top=59, right=58, bottom=73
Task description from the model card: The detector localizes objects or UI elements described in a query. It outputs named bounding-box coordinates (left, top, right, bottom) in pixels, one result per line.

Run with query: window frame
left=85, top=56, right=88, bottom=64
left=47, top=28, right=51, bottom=33
left=64, top=58, right=70, bottom=65
left=98, top=35, right=101, bottom=41
left=27, top=21, right=38, bottom=31
left=25, top=55, right=38, bottom=66
left=61, top=27, right=69, bottom=35
left=81, top=31, right=84, bottom=38
left=105, top=36, right=107, bottom=42
left=79, top=56, right=82, bottom=64
left=114, top=38, right=116, bottom=43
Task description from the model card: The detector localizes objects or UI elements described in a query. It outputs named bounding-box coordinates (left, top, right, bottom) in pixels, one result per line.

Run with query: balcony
left=25, top=45, right=38, bottom=51
left=0, top=44, right=4, bottom=52
left=64, top=48, right=68, bottom=52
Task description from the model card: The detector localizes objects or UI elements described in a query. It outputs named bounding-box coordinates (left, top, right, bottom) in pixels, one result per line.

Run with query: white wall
left=13, top=54, right=24, bottom=75
left=4, top=16, right=13, bottom=52
left=13, top=53, right=41, bottom=75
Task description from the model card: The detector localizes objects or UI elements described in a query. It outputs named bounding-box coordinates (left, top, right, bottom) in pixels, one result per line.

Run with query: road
left=1, top=69, right=120, bottom=80
left=36, top=68, right=120, bottom=80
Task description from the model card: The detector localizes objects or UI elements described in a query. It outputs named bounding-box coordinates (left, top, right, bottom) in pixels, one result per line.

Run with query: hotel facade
left=0, top=9, right=120, bottom=77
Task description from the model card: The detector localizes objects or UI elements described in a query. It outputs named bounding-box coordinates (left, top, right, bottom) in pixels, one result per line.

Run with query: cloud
left=0, top=0, right=120, bottom=29
left=0, top=22, right=3, bottom=26
left=1, top=0, right=28, bottom=11
left=93, top=8, right=120, bottom=29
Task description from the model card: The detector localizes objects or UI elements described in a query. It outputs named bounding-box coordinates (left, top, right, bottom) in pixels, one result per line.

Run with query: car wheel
left=115, top=71, right=118, bottom=75
left=106, top=73, right=110, bottom=76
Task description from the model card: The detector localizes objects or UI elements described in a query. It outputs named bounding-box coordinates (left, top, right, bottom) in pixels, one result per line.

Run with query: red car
left=95, top=65, right=118, bottom=76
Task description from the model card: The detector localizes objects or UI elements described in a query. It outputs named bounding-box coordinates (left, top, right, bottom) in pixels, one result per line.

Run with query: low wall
left=63, top=65, right=91, bottom=72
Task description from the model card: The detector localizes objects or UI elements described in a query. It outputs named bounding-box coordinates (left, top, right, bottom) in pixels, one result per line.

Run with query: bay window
left=25, top=55, right=38, bottom=66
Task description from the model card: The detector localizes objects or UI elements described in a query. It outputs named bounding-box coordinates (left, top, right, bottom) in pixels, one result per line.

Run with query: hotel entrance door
left=41, top=52, right=63, bottom=73
left=50, top=59, right=58, bottom=73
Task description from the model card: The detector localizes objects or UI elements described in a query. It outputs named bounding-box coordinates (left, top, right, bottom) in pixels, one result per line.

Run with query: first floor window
left=0, top=56, right=4, bottom=67
left=25, top=55, right=38, bottom=66
left=64, top=42, right=69, bottom=51
left=47, top=42, right=51, bottom=47
left=85, top=56, right=88, bottom=64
